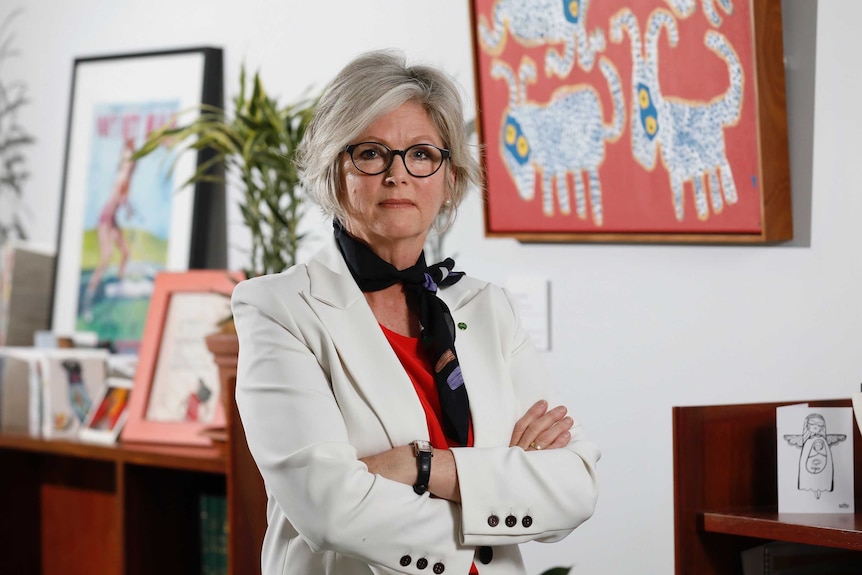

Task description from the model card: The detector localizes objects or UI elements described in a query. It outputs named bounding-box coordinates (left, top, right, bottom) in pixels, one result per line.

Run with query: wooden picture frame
left=121, top=270, right=242, bottom=446
left=470, top=0, right=792, bottom=243
left=50, top=47, right=224, bottom=354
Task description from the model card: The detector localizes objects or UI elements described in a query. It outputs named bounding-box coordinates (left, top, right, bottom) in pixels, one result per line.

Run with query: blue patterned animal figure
left=664, top=0, right=734, bottom=26
left=610, top=8, right=743, bottom=221
left=490, top=56, right=624, bottom=224
left=479, top=0, right=606, bottom=76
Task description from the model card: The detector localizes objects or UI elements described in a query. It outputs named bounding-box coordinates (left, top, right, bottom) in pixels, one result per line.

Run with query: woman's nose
left=385, top=152, right=410, bottom=182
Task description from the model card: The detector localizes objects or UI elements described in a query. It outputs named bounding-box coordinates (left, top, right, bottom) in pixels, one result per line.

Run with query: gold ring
left=529, top=441, right=542, bottom=450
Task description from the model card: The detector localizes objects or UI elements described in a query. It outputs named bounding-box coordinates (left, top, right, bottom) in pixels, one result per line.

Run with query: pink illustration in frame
left=121, top=270, right=243, bottom=446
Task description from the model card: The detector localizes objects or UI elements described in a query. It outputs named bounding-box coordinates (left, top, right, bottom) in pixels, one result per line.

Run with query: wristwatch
left=411, top=440, right=433, bottom=495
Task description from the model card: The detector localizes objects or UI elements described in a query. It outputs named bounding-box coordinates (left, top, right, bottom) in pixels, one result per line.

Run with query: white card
left=504, top=276, right=550, bottom=351
left=777, top=404, right=854, bottom=513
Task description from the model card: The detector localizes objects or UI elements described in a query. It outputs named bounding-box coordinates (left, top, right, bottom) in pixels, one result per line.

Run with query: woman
left=232, top=49, right=600, bottom=575
left=82, top=136, right=136, bottom=320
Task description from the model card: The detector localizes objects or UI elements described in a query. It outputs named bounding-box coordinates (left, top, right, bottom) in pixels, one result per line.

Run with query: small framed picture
left=79, top=377, right=133, bottom=444
left=39, top=348, right=110, bottom=439
left=121, top=270, right=242, bottom=446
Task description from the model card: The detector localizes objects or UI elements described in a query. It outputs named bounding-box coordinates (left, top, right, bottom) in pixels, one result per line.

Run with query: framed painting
left=121, top=270, right=243, bottom=446
left=470, top=0, right=792, bottom=243
left=51, top=47, right=223, bottom=354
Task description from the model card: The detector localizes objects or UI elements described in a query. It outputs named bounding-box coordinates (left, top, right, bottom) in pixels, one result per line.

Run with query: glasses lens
left=350, top=142, right=390, bottom=175
left=404, top=144, right=444, bottom=177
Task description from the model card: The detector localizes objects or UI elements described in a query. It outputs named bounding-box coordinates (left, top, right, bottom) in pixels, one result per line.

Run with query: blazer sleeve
left=232, top=277, right=476, bottom=575
left=451, top=286, right=600, bottom=547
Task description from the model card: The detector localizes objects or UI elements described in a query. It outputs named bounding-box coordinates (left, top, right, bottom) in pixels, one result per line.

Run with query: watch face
left=413, top=440, right=432, bottom=454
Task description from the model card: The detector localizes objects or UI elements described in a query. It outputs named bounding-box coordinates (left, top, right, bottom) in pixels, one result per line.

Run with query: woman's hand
left=510, top=400, right=573, bottom=451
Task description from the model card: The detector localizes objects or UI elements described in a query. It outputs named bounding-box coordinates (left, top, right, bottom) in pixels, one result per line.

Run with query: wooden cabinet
left=0, top=333, right=266, bottom=575
left=673, top=399, right=862, bottom=574
left=0, top=435, right=225, bottom=575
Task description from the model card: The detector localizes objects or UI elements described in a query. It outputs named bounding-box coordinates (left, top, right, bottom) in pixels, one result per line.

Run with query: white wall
left=8, top=0, right=858, bottom=573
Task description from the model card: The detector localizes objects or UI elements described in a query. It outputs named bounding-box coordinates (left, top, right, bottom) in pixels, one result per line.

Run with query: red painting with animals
left=470, top=0, right=791, bottom=241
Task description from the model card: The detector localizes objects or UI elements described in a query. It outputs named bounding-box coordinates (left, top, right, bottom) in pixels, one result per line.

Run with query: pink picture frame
left=121, top=270, right=243, bottom=446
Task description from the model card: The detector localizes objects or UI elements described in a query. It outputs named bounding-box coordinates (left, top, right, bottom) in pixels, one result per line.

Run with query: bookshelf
left=0, top=333, right=267, bottom=575
left=673, top=399, right=862, bottom=574
left=0, top=435, right=225, bottom=575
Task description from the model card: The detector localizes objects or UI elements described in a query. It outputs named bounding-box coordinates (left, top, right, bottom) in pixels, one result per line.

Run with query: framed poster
left=51, top=47, right=223, bottom=354
left=121, top=270, right=242, bottom=446
left=470, top=0, right=792, bottom=243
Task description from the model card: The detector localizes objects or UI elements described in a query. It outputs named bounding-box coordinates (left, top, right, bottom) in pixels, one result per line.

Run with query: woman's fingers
left=511, top=400, right=573, bottom=451
left=531, top=416, right=573, bottom=451
left=510, top=400, right=548, bottom=447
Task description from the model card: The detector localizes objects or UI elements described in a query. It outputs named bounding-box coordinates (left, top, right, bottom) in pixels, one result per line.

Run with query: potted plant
left=134, top=66, right=319, bottom=279
left=0, top=8, right=35, bottom=246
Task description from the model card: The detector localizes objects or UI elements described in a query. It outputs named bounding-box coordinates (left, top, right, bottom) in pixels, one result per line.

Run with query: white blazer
left=232, top=238, right=600, bottom=575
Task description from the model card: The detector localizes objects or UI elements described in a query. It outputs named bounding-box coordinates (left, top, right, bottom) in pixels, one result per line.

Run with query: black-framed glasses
left=344, top=141, right=450, bottom=178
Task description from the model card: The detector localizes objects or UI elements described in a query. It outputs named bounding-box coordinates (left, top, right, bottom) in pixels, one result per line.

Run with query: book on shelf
left=741, top=541, right=862, bottom=575
left=0, top=242, right=55, bottom=347
left=199, top=492, right=228, bottom=575
left=0, top=347, right=43, bottom=435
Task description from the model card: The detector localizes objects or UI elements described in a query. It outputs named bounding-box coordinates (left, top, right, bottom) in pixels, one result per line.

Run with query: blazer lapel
left=304, top=241, right=429, bottom=447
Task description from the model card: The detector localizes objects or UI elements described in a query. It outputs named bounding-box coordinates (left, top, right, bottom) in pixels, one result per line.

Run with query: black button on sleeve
left=433, top=562, right=445, bottom=574
left=522, top=515, right=533, bottom=528
left=505, top=514, right=517, bottom=527
left=487, top=514, right=499, bottom=527
left=478, top=546, right=494, bottom=565
left=417, top=557, right=428, bottom=570
left=400, top=555, right=412, bottom=567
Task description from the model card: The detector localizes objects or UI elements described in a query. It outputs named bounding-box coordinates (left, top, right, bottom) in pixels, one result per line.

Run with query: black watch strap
left=412, top=440, right=433, bottom=495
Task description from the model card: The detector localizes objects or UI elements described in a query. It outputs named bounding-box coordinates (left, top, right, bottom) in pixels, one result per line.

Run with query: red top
left=381, top=324, right=479, bottom=575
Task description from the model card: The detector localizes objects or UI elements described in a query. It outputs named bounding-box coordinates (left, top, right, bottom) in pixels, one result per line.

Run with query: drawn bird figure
left=783, top=413, right=847, bottom=499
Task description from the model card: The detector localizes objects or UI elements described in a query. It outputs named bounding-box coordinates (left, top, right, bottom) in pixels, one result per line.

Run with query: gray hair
left=296, top=49, right=481, bottom=228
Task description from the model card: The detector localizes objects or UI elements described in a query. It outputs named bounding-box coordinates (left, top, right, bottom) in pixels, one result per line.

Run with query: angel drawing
left=783, top=413, right=847, bottom=499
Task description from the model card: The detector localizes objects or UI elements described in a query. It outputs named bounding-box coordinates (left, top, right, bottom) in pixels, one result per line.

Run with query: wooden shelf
left=0, top=432, right=226, bottom=473
left=0, top=434, right=228, bottom=575
left=674, top=398, right=862, bottom=574
left=702, top=508, right=862, bottom=551
left=0, top=333, right=267, bottom=575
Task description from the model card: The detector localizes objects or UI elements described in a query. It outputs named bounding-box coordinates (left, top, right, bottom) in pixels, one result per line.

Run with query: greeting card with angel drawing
left=777, top=404, right=853, bottom=513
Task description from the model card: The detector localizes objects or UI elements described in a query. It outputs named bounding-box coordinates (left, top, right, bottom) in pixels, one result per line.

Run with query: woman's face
left=340, top=101, right=450, bottom=262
